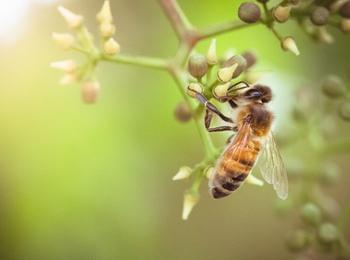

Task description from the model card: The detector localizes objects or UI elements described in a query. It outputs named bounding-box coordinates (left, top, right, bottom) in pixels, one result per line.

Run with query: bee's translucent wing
left=224, top=120, right=252, bottom=158
left=260, top=132, right=288, bottom=200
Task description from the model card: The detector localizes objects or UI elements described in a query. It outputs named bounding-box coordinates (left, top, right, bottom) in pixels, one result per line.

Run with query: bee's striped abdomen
left=210, top=140, right=261, bottom=199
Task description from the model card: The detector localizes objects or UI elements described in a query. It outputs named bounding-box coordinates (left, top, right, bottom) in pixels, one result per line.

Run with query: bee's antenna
left=227, top=81, right=250, bottom=95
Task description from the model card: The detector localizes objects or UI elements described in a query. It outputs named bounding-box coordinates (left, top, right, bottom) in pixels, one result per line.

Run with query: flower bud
left=58, top=6, right=83, bottom=29
left=182, top=190, right=199, bottom=220
left=52, top=32, right=74, bottom=50
left=320, top=163, right=340, bottom=185
left=275, top=198, right=294, bottom=216
left=281, top=37, right=300, bottom=56
left=341, top=18, right=350, bottom=32
left=188, top=53, right=208, bottom=79
left=50, top=60, right=77, bottom=73
left=242, top=51, right=257, bottom=68
left=272, top=5, right=291, bottom=23
left=223, top=55, right=247, bottom=78
left=174, top=102, right=192, bottom=122
left=97, top=0, right=113, bottom=23
left=340, top=0, right=350, bottom=18
left=246, top=174, right=264, bottom=186
left=217, top=63, right=238, bottom=82
left=104, top=38, right=120, bottom=55
left=207, top=38, right=218, bottom=65
left=100, top=22, right=116, bottom=38
left=285, top=230, right=311, bottom=252
left=311, top=6, right=330, bottom=26
left=330, top=0, right=348, bottom=12
left=318, top=223, right=339, bottom=243
left=81, top=80, right=100, bottom=104
left=301, top=203, right=322, bottom=225
left=238, top=2, right=261, bottom=23
left=59, top=73, right=76, bottom=85
left=173, top=166, right=192, bottom=181
left=338, top=101, right=350, bottom=121
left=205, top=167, right=214, bottom=179
left=322, top=75, right=346, bottom=98
left=315, top=27, right=334, bottom=44
left=187, top=83, right=203, bottom=97
left=213, top=82, right=231, bottom=98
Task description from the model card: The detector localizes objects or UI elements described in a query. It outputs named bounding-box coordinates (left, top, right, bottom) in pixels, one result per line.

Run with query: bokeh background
left=0, top=0, right=349, bottom=259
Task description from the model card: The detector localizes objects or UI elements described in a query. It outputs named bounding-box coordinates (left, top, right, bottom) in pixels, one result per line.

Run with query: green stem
left=198, top=20, right=256, bottom=40
left=101, top=54, right=169, bottom=70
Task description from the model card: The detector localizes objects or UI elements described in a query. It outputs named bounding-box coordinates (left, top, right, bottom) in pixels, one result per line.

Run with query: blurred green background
left=0, top=0, right=349, bottom=259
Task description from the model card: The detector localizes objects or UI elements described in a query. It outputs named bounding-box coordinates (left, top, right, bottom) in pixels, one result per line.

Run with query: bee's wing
left=224, top=120, right=252, bottom=160
left=259, top=132, right=288, bottom=200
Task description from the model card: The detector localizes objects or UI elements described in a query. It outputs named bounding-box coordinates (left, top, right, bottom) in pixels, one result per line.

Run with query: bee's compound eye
left=245, top=89, right=262, bottom=99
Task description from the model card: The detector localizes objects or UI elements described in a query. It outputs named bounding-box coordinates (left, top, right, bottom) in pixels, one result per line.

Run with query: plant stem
left=101, top=54, right=169, bottom=70
left=158, top=0, right=194, bottom=40
left=198, top=20, right=255, bottom=40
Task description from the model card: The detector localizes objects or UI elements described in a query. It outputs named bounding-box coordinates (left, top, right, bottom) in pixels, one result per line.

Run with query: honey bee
left=194, top=83, right=288, bottom=200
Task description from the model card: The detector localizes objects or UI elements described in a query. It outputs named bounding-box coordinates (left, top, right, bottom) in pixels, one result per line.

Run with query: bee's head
left=244, top=84, right=272, bottom=103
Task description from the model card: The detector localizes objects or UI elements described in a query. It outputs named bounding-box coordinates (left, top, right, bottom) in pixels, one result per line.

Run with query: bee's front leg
left=205, top=109, right=237, bottom=132
left=195, top=93, right=233, bottom=123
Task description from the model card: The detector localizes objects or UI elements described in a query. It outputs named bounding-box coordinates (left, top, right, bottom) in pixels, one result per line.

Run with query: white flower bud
left=206, top=38, right=218, bottom=65
left=186, top=83, right=203, bottom=98
left=217, top=63, right=238, bottom=82
left=281, top=37, right=300, bottom=56
left=81, top=80, right=101, bottom=104
left=182, top=192, right=199, bottom=220
left=316, top=28, right=334, bottom=44
left=172, top=166, right=192, bottom=181
left=246, top=174, right=264, bottom=186
left=205, top=167, right=215, bottom=179
left=50, top=60, right=77, bottom=73
left=59, top=73, right=76, bottom=85
left=213, top=82, right=231, bottom=98
left=58, top=6, right=83, bottom=29
left=103, top=38, right=120, bottom=55
left=52, top=32, right=75, bottom=50
left=100, top=22, right=116, bottom=38
left=97, top=0, right=113, bottom=24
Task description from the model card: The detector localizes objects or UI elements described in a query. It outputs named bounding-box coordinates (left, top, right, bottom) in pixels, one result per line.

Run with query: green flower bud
left=223, top=55, right=247, bottom=78
left=340, top=1, right=350, bottom=18
left=174, top=102, right=192, bottom=122
left=320, top=163, right=340, bottom=185
left=301, top=203, right=322, bottom=225
left=318, top=223, right=339, bottom=243
left=285, top=230, right=311, bottom=252
left=311, top=6, right=330, bottom=25
left=242, top=51, right=257, bottom=69
left=321, top=75, right=346, bottom=98
left=238, top=2, right=261, bottom=23
left=338, top=101, right=350, bottom=121
left=188, top=54, right=208, bottom=79
left=187, top=83, right=203, bottom=98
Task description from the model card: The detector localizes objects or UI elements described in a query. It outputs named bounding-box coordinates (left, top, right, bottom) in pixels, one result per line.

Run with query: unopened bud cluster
left=185, top=39, right=259, bottom=104
left=236, top=0, right=350, bottom=56
left=51, top=1, right=121, bottom=104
